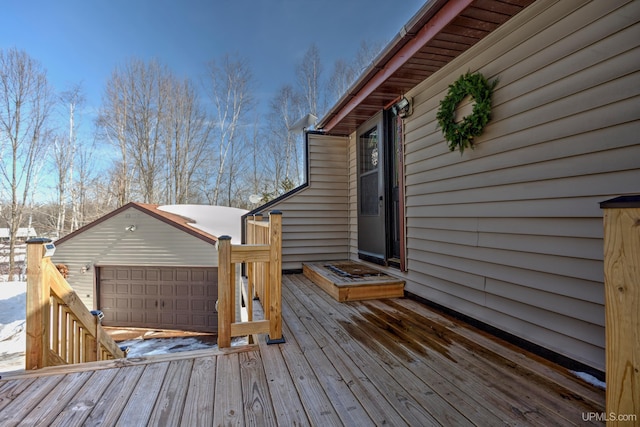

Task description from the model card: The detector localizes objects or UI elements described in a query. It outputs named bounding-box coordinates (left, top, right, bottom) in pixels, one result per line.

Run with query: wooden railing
left=217, top=211, right=284, bottom=348
left=25, top=239, right=125, bottom=370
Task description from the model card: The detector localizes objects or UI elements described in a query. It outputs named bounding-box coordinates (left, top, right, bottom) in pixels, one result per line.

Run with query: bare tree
left=327, top=40, right=384, bottom=105
left=61, top=84, right=84, bottom=231
left=51, top=84, right=85, bottom=236
left=51, top=134, right=72, bottom=237
left=74, top=138, right=101, bottom=228
left=97, top=67, right=132, bottom=206
left=0, top=48, right=53, bottom=280
left=296, top=44, right=323, bottom=117
left=163, top=78, right=211, bottom=204
left=98, top=59, right=171, bottom=204
left=204, top=54, right=254, bottom=206
left=265, top=85, right=304, bottom=193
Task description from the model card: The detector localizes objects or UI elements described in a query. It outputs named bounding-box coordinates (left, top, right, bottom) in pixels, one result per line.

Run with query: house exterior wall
left=52, top=206, right=218, bottom=309
left=364, top=0, right=638, bottom=371
left=258, top=133, right=350, bottom=270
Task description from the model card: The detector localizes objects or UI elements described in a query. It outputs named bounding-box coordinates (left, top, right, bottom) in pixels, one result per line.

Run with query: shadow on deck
left=0, top=273, right=605, bottom=426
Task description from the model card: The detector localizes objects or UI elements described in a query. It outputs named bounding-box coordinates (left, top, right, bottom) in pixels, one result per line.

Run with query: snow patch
left=572, top=371, right=606, bottom=389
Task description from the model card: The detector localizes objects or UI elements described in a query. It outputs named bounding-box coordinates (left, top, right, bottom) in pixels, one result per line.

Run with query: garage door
left=98, top=266, right=218, bottom=333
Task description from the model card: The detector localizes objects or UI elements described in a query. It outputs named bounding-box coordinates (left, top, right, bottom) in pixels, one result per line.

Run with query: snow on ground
left=158, top=205, right=248, bottom=244
left=0, top=281, right=26, bottom=373
left=572, top=371, right=606, bottom=389
left=0, top=281, right=239, bottom=375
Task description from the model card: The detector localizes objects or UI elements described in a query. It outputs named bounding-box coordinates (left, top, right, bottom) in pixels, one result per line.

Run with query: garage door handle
left=161, top=301, right=165, bottom=308
left=155, top=300, right=158, bottom=307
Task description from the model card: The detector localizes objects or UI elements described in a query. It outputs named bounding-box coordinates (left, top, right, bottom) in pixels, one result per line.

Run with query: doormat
left=324, top=262, right=384, bottom=278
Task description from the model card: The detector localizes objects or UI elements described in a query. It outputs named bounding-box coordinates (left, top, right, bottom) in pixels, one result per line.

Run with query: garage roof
left=55, top=202, right=238, bottom=246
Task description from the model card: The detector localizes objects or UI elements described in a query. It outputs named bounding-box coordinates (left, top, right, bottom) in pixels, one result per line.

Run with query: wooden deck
left=0, top=273, right=605, bottom=426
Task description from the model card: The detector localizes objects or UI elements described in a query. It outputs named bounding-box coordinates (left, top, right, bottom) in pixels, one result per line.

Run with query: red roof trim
left=322, top=0, right=474, bottom=133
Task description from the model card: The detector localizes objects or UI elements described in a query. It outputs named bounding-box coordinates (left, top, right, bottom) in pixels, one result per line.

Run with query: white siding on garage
left=52, top=207, right=218, bottom=309
left=258, top=133, right=350, bottom=270
left=393, top=0, right=639, bottom=371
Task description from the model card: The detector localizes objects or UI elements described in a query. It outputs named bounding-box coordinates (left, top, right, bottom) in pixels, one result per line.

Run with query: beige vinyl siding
left=262, top=133, right=349, bottom=270
left=383, top=0, right=639, bottom=371
left=52, top=207, right=218, bottom=309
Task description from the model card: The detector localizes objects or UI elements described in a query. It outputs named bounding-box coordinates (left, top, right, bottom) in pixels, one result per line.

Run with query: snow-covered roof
left=55, top=202, right=248, bottom=246
left=157, top=205, right=247, bottom=244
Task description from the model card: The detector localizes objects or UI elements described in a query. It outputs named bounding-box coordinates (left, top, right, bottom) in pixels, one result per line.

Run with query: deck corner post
left=25, top=238, right=52, bottom=370
left=600, top=195, right=640, bottom=421
left=217, top=235, right=233, bottom=348
left=268, top=211, right=283, bottom=342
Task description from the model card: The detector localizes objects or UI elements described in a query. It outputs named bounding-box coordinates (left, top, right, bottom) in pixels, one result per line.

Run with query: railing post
left=267, top=211, right=285, bottom=344
left=600, top=196, right=640, bottom=423
left=25, top=238, right=51, bottom=370
left=217, top=235, right=232, bottom=348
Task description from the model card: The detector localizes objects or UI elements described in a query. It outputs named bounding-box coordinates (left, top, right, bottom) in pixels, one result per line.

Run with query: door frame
left=356, top=110, right=406, bottom=269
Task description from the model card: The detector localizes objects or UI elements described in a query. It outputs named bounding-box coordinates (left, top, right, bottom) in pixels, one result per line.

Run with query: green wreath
left=436, top=71, right=498, bottom=154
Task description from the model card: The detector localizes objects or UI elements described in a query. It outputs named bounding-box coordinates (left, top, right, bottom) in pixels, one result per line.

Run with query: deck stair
left=303, top=260, right=404, bottom=302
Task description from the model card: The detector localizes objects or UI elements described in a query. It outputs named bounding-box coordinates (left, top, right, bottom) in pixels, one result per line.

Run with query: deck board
left=117, top=361, right=170, bottom=426
left=180, top=355, right=216, bottom=427
left=0, top=273, right=605, bottom=426
left=213, top=352, right=243, bottom=426
left=148, top=359, right=193, bottom=426
left=84, top=365, right=145, bottom=426
left=50, top=368, right=119, bottom=427
left=255, top=329, right=309, bottom=425
left=239, top=351, right=277, bottom=426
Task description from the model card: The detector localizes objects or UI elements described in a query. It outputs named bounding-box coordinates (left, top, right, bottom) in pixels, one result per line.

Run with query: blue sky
left=1, top=0, right=425, bottom=125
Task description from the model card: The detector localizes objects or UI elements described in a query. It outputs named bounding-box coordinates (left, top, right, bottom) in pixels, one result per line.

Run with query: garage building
left=52, top=203, right=246, bottom=333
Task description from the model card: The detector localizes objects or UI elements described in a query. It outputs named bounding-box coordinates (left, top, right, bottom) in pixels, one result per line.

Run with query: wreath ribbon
left=436, top=71, right=498, bottom=154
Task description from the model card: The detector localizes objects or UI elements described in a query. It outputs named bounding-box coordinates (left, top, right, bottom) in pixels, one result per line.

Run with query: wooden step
left=302, top=261, right=405, bottom=302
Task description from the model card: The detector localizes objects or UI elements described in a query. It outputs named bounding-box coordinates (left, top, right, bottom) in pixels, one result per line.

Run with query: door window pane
left=359, top=127, right=378, bottom=174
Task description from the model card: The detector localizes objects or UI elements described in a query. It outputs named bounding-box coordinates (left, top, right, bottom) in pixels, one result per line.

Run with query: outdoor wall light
left=125, top=225, right=136, bottom=232
left=392, top=96, right=412, bottom=118
left=81, top=264, right=92, bottom=274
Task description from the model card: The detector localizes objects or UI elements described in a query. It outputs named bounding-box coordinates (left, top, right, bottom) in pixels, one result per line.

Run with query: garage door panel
left=192, top=299, right=206, bottom=311
left=131, top=312, right=144, bottom=323
left=176, top=284, right=189, bottom=295
left=191, top=270, right=205, bottom=282
left=176, top=269, right=189, bottom=281
left=146, top=269, right=160, bottom=281
left=116, top=269, right=130, bottom=280
left=116, top=284, right=129, bottom=294
left=176, top=299, right=189, bottom=311
left=99, top=266, right=218, bottom=332
left=130, top=269, right=145, bottom=281
left=191, top=285, right=205, bottom=297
